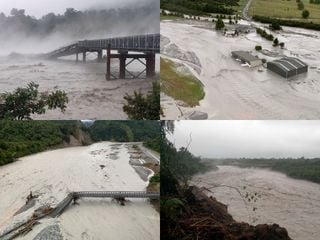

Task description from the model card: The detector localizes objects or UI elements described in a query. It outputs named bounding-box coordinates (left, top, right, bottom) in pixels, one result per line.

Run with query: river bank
left=0, top=142, right=159, bottom=239
left=192, top=165, right=320, bottom=240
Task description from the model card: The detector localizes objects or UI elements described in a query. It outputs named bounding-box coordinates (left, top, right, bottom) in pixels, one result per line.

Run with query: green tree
left=255, top=45, right=262, bottom=51
left=123, top=82, right=160, bottom=120
left=216, top=17, right=225, bottom=30
left=302, top=9, right=310, bottom=18
left=273, top=38, right=279, bottom=46
left=0, top=82, right=68, bottom=120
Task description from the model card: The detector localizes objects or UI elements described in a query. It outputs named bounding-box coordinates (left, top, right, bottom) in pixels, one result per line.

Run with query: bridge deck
left=51, top=191, right=160, bottom=217
left=45, top=34, right=160, bottom=59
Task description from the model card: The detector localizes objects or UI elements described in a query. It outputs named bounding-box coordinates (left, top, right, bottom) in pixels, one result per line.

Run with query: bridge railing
left=78, top=34, right=160, bottom=53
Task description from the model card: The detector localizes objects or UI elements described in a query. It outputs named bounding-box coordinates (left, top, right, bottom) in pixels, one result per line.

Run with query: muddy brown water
left=192, top=165, right=320, bottom=240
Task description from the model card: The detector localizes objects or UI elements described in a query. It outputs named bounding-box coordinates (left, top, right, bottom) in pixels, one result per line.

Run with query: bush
left=302, top=9, right=310, bottom=18
left=216, top=17, right=225, bottom=30
left=255, top=45, right=262, bottom=51
left=270, top=22, right=281, bottom=30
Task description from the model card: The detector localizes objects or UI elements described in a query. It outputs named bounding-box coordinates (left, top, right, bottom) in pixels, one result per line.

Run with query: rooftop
left=232, top=51, right=260, bottom=62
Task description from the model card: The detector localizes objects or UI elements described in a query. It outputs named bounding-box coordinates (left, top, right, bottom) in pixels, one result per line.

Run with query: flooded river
left=161, top=21, right=320, bottom=119
left=0, top=57, right=157, bottom=120
left=193, top=165, right=320, bottom=240
left=0, top=142, right=159, bottom=240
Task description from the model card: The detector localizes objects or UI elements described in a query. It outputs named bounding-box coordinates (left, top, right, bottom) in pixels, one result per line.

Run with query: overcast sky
left=170, top=121, right=320, bottom=158
left=0, top=0, right=152, bottom=17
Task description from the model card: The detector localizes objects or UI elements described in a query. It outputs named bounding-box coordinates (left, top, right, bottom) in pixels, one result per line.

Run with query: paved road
left=243, top=0, right=253, bottom=20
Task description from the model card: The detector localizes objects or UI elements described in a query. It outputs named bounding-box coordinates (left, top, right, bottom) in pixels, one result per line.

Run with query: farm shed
left=267, top=57, right=308, bottom=78
left=231, top=51, right=262, bottom=67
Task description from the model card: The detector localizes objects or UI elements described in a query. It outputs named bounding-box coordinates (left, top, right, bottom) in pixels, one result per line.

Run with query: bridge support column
left=76, top=52, right=79, bottom=63
left=146, top=54, right=156, bottom=78
left=106, top=45, right=111, bottom=80
left=119, top=54, right=127, bottom=79
left=83, top=51, right=86, bottom=63
left=97, top=50, right=103, bottom=62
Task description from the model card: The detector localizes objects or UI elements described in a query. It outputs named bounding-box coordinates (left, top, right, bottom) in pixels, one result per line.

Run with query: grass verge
left=161, top=58, right=205, bottom=107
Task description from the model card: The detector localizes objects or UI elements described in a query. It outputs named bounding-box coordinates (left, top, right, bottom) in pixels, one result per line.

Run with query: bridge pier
left=83, top=51, right=86, bottom=62
left=119, top=51, right=128, bottom=79
left=97, top=50, right=103, bottom=62
left=105, top=45, right=156, bottom=80
left=146, top=54, right=156, bottom=78
left=76, top=52, right=79, bottom=63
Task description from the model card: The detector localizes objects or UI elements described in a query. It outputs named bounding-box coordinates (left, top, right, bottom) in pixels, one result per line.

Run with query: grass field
left=160, top=58, right=205, bottom=107
left=249, top=0, right=320, bottom=23
left=160, top=14, right=183, bottom=21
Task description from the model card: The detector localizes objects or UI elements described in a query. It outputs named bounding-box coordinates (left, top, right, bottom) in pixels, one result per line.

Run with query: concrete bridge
left=51, top=191, right=160, bottom=217
left=44, top=34, right=160, bottom=79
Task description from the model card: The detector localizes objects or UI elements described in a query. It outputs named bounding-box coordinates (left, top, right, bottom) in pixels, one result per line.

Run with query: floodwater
left=0, top=142, right=159, bottom=240
left=192, top=165, right=320, bottom=240
left=0, top=56, right=158, bottom=120
left=161, top=20, right=320, bottom=119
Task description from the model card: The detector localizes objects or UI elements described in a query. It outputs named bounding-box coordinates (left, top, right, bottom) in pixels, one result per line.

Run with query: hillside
left=0, top=120, right=159, bottom=166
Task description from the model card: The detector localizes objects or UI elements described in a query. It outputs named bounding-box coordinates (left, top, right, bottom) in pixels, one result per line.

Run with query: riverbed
left=0, top=142, right=159, bottom=240
left=161, top=20, right=320, bottom=119
left=192, top=165, right=320, bottom=240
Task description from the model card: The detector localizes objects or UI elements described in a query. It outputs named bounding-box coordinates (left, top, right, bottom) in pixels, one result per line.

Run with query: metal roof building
left=267, top=57, right=308, bottom=78
left=231, top=51, right=262, bottom=67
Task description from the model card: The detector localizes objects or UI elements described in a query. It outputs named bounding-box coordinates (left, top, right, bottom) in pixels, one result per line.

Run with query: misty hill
left=160, top=0, right=240, bottom=15
left=0, top=4, right=159, bottom=54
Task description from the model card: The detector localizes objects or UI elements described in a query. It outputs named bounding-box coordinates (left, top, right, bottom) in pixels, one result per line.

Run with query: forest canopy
left=0, top=120, right=159, bottom=166
left=160, top=0, right=240, bottom=15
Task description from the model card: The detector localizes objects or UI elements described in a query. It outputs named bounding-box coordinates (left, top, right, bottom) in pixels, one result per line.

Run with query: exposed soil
left=162, top=186, right=292, bottom=240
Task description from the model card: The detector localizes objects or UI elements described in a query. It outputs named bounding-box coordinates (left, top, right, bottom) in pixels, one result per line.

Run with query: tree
left=270, top=22, right=281, bottom=30
left=0, top=82, right=68, bottom=120
left=302, top=9, right=310, bottom=18
left=273, top=38, right=279, bottom=46
left=279, top=42, right=285, bottom=48
left=255, top=45, right=262, bottom=51
left=123, top=82, right=160, bottom=120
left=216, top=17, right=225, bottom=30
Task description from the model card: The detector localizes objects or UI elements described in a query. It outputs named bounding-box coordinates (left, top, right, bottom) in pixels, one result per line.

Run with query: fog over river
left=193, top=166, right=320, bottom=240
left=0, top=142, right=159, bottom=240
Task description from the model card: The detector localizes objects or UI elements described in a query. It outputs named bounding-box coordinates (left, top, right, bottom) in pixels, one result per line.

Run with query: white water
left=0, top=57, right=158, bottom=120
left=0, top=142, right=159, bottom=240
left=161, top=21, right=320, bottom=119
left=193, top=165, right=320, bottom=240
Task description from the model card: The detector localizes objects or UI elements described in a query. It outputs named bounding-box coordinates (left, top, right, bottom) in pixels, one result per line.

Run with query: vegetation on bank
left=161, top=58, right=205, bottom=107
left=0, top=120, right=159, bottom=166
left=253, top=15, right=320, bottom=31
left=160, top=0, right=240, bottom=16
left=0, top=82, right=68, bottom=120
left=88, top=120, right=159, bottom=143
left=143, top=135, right=160, bottom=153
left=218, top=158, right=320, bottom=184
left=0, top=121, right=84, bottom=166
left=123, top=82, right=160, bottom=120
